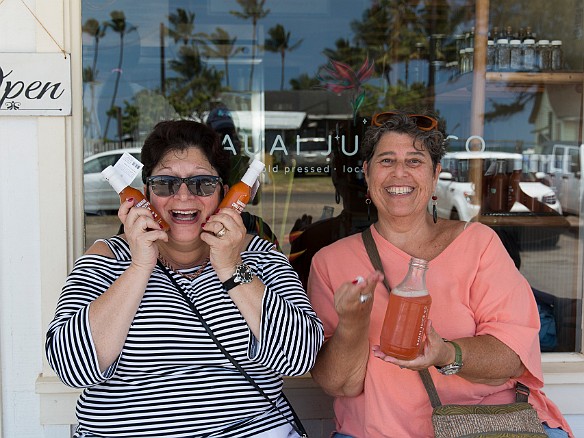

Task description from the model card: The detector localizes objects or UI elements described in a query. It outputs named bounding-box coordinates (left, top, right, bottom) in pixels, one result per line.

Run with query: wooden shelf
left=477, top=213, right=571, bottom=228
left=486, top=71, right=584, bottom=85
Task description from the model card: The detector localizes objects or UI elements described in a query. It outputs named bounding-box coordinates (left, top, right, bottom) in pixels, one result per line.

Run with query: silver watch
left=222, top=262, right=253, bottom=291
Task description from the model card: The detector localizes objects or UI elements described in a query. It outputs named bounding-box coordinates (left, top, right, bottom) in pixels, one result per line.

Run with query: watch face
left=234, top=263, right=253, bottom=284
left=437, top=364, right=462, bottom=375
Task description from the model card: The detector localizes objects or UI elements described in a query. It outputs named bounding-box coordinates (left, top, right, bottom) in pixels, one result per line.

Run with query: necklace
left=158, top=253, right=210, bottom=280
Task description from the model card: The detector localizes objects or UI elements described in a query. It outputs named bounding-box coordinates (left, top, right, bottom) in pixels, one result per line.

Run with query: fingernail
left=352, top=276, right=365, bottom=285
left=127, top=197, right=134, bottom=203
left=215, top=209, right=220, bottom=214
left=201, top=222, right=206, bottom=227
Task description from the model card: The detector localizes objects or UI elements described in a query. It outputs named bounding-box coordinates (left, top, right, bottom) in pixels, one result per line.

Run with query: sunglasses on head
left=146, top=175, right=222, bottom=197
left=371, top=111, right=438, bottom=131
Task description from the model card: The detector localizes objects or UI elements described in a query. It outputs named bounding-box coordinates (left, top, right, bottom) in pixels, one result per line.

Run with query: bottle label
left=135, top=198, right=164, bottom=224
left=114, top=152, right=143, bottom=185
left=229, top=199, right=246, bottom=213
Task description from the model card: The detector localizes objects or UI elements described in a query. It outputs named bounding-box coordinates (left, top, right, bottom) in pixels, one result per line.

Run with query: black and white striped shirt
left=46, top=235, right=323, bottom=437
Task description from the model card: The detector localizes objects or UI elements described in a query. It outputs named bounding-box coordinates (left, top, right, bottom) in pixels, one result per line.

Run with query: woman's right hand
left=334, top=271, right=384, bottom=326
left=118, top=198, right=168, bottom=272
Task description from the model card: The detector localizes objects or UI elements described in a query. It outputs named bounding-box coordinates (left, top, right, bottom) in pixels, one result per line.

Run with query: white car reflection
left=435, top=151, right=562, bottom=222
left=84, top=148, right=143, bottom=215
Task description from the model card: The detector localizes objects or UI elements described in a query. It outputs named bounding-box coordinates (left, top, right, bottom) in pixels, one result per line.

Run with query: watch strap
left=222, top=276, right=238, bottom=292
left=445, top=339, right=463, bottom=365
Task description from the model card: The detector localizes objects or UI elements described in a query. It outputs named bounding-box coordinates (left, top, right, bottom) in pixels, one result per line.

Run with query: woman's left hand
left=372, top=320, right=451, bottom=371
left=200, top=207, right=248, bottom=281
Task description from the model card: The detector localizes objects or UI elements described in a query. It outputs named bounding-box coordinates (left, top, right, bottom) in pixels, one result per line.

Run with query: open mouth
left=171, top=210, right=200, bottom=222
left=386, top=186, right=414, bottom=195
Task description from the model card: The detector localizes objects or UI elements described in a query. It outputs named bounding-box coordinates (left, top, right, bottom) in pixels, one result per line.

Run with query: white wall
left=0, top=0, right=81, bottom=436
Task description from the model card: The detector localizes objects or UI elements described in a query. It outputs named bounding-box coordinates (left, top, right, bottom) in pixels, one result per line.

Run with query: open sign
left=0, top=53, right=71, bottom=116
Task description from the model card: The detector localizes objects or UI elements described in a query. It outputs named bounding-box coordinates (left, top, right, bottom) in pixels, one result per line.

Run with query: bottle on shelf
left=496, top=38, right=511, bottom=71
left=551, top=40, right=563, bottom=71
left=217, top=159, right=265, bottom=213
left=380, top=257, right=431, bottom=360
left=523, top=38, right=537, bottom=71
left=489, top=26, right=500, bottom=43
left=510, top=39, right=522, bottom=71
left=507, top=159, right=522, bottom=210
left=522, top=26, right=535, bottom=42
left=102, top=165, right=170, bottom=231
left=487, top=39, right=496, bottom=71
left=537, top=40, right=552, bottom=71
left=488, top=159, right=510, bottom=212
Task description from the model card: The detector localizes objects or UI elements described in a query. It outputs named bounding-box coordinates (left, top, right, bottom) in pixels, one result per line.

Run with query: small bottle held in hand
left=380, top=257, right=431, bottom=360
left=102, top=165, right=170, bottom=231
left=218, top=159, right=265, bottom=213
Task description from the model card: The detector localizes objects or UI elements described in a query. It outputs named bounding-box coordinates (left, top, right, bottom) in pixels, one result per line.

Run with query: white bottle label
left=114, top=152, right=143, bottom=185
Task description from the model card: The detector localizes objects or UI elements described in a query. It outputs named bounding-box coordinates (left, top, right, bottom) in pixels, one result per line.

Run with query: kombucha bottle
left=380, top=257, right=431, bottom=360
left=488, top=159, right=509, bottom=212
left=218, top=159, right=265, bottom=213
left=507, top=160, right=522, bottom=210
left=102, top=165, right=170, bottom=231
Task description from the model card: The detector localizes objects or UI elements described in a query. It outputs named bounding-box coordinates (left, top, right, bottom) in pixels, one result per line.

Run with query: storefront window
left=82, top=0, right=583, bottom=353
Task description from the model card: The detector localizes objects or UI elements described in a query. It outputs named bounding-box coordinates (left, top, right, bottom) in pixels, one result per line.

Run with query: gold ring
left=216, top=226, right=227, bottom=238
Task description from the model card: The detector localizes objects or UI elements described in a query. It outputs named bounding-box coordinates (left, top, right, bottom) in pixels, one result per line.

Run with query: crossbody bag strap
left=361, top=227, right=391, bottom=293
left=361, top=229, right=444, bottom=408
left=157, top=261, right=308, bottom=438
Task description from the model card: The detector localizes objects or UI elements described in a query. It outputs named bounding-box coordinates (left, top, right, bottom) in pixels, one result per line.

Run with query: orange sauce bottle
left=102, top=165, right=170, bottom=231
left=218, top=159, right=265, bottom=213
left=380, top=257, right=431, bottom=360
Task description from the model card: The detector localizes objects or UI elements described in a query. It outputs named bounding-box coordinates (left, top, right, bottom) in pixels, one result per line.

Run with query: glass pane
left=82, top=0, right=583, bottom=353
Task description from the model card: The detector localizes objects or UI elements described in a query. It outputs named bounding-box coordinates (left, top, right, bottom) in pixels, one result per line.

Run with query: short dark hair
left=361, top=110, right=446, bottom=170
left=141, top=120, right=230, bottom=184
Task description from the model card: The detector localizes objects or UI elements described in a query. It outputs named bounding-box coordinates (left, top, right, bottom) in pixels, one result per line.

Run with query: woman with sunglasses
left=308, top=110, right=572, bottom=437
left=46, top=120, right=323, bottom=438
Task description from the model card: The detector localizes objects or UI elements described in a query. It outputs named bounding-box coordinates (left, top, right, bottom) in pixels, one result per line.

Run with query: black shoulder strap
left=361, top=227, right=392, bottom=294
left=157, top=260, right=308, bottom=437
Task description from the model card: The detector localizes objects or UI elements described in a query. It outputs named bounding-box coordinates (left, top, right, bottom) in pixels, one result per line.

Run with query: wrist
left=215, top=259, right=242, bottom=283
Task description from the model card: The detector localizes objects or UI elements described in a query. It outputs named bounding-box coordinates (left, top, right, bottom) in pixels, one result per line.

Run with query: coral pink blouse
left=308, top=223, right=573, bottom=438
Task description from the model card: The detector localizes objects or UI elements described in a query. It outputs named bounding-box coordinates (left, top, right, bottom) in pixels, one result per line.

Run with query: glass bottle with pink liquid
left=380, top=257, right=431, bottom=360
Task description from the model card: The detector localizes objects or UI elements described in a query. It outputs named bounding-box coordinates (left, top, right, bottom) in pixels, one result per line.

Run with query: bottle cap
left=538, top=39, right=550, bottom=45
left=551, top=40, right=562, bottom=45
left=497, top=38, right=509, bottom=44
left=241, top=159, right=266, bottom=187
left=510, top=39, right=521, bottom=45
left=488, top=40, right=495, bottom=46
left=102, top=165, right=126, bottom=194
left=523, top=39, right=535, bottom=45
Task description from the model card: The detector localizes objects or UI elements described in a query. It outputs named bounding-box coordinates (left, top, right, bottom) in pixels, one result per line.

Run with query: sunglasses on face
left=371, top=111, right=438, bottom=131
left=146, top=175, right=222, bottom=197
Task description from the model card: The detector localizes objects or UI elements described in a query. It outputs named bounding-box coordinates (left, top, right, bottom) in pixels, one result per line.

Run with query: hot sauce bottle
left=380, top=257, right=431, bottom=360
left=102, top=165, right=170, bottom=231
left=218, top=159, right=265, bottom=212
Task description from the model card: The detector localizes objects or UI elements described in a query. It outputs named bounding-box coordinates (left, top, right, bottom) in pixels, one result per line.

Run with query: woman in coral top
left=308, top=110, right=573, bottom=438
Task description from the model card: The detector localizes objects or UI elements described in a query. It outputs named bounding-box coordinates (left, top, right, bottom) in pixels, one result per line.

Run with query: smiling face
left=147, top=146, right=224, bottom=243
left=363, top=131, right=440, bottom=223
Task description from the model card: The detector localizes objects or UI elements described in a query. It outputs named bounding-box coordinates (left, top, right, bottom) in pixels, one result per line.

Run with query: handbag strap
left=157, top=260, right=308, bottom=438
left=361, top=227, right=392, bottom=294
left=360, top=229, right=531, bottom=409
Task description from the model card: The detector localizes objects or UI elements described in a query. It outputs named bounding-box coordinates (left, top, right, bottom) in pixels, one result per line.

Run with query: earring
left=432, top=194, right=438, bottom=224
left=366, top=190, right=372, bottom=222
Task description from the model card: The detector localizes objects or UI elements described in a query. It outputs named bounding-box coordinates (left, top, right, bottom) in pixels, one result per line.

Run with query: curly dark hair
left=361, top=110, right=446, bottom=171
left=140, top=120, right=231, bottom=184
